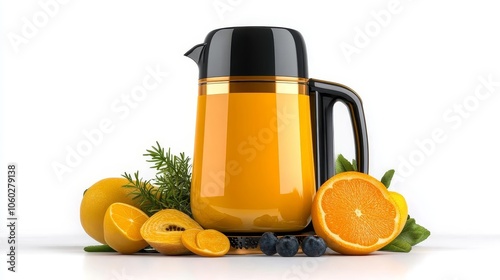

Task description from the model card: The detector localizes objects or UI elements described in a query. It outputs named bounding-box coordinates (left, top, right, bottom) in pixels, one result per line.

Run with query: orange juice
left=191, top=86, right=316, bottom=232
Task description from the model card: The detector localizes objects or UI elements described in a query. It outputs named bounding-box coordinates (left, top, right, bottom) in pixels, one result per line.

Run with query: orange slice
left=180, top=228, right=203, bottom=253
left=181, top=229, right=230, bottom=257
left=103, top=202, right=149, bottom=254
left=311, top=171, right=402, bottom=255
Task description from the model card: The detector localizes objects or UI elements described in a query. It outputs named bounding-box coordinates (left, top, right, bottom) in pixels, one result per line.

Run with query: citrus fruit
left=181, top=229, right=230, bottom=257
left=103, top=202, right=149, bottom=254
left=80, top=177, right=143, bottom=244
left=180, top=228, right=203, bottom=253
left=195, top=229, right=230, bottom=256
left=311, top=171, right=402, bottom=255
left=389, top=191, right=408, bottom=235
left=140, top=209, right=203, bottom=255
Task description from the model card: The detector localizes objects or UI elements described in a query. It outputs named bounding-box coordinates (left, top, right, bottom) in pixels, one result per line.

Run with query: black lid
left=185, top=26, right=308, bottom=79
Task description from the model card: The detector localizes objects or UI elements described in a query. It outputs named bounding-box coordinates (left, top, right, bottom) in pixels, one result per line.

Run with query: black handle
left=308, top=78, right=369, bottom=187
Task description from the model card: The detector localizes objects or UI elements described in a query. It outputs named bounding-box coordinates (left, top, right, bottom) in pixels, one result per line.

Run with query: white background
left=1, top=0, right=500, bottom=244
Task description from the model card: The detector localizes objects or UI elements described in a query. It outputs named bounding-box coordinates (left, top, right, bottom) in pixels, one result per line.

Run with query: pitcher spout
left=184, top=43, right=206, bottom=66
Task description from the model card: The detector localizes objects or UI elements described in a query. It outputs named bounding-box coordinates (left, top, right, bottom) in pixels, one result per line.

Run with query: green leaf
left=380, top=169, right=395, bottom=188
left=380, top=239, right=412, bottom=252
left=398, top=217, right=431, bottom=246
left=84, top=245, right=116, bottom=252
left=335, top=154, right=355, bottom=174
left=380, top=217, right=431, bottom=252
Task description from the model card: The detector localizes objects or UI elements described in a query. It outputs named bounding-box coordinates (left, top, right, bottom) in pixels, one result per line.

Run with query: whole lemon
left=80, top=177, right=141, bottom=244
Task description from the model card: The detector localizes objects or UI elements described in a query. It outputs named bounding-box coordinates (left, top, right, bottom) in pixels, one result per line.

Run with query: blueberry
left=301, top=235, right=327, bottom=257
left=276, top=235, right=299, bottom=257
left=259, top=232, right=278, bottom=255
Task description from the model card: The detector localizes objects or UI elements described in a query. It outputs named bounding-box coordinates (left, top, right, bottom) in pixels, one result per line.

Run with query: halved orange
left=103, top=202, right=149, bottom=254
left=311, top=171, right=402, bottom=255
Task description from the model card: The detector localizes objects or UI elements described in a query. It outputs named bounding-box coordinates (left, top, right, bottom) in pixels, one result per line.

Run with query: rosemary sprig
left=123, top=142, right=192, bottom=217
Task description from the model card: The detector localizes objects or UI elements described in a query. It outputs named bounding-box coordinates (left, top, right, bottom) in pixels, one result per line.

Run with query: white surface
left=1, top=1, right=500, bottom=275
left=1, top=235, right=499, bottom=280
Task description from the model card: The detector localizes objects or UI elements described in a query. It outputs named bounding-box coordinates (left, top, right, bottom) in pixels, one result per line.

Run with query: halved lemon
left=103, top=202, right=149, bottom=254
